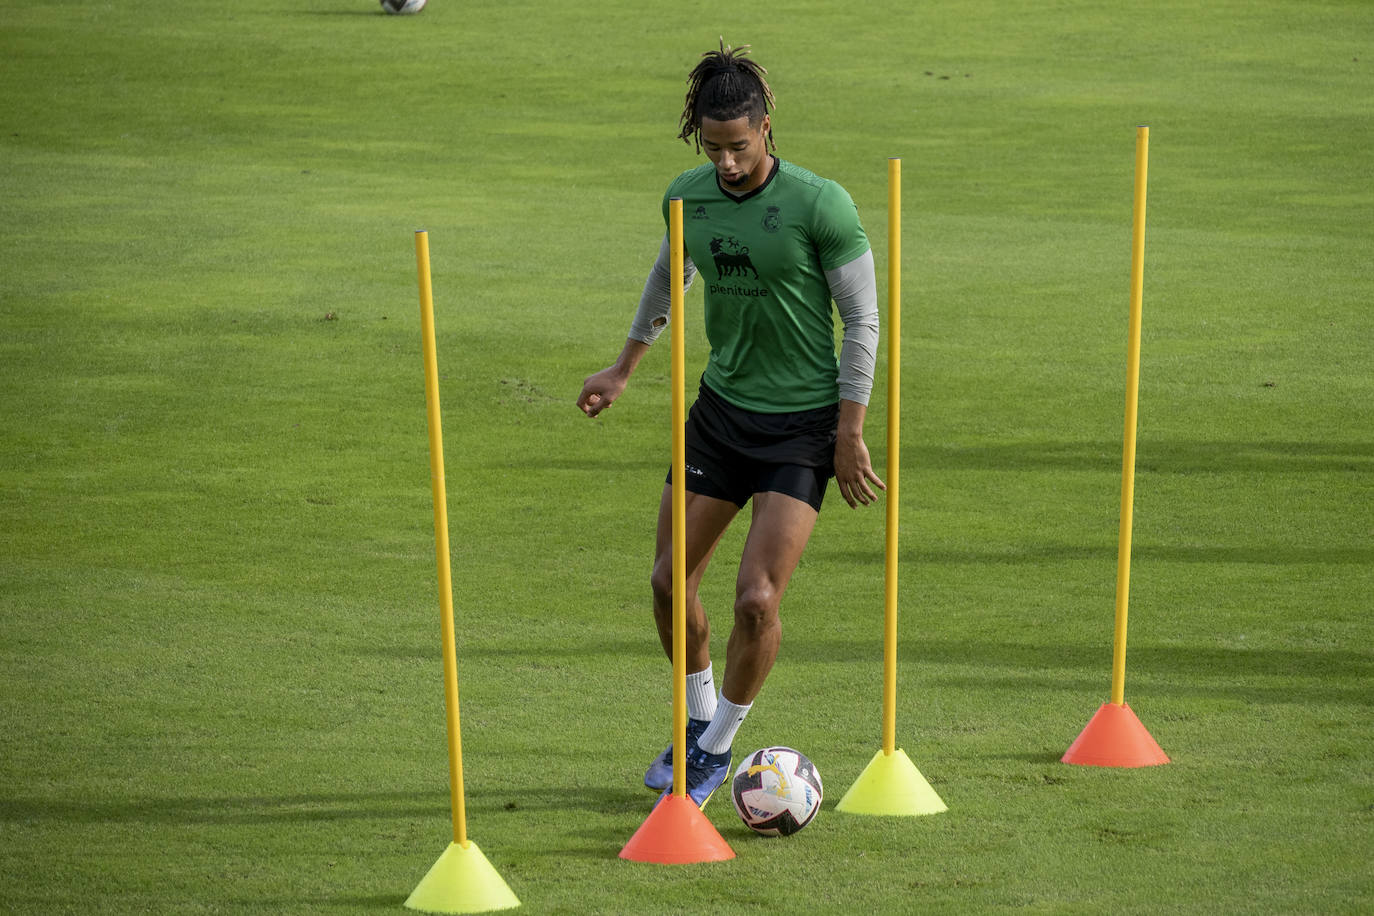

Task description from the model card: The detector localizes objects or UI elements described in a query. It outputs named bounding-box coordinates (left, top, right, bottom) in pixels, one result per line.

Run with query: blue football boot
left=643, top=717, right=709, bottom=791
left=657, top=744, right=732, bottom=810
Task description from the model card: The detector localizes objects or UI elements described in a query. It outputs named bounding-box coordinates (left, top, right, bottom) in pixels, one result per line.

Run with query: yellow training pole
left=834, top=160, right=946, bottom=816
left=881, top=157, right=901, bottom=757
left=1060, top=128, right=1166, bottom=768
left=618, top=201, right=734, bottom=862
left=669, top=198, right=688, bottom=798
left=1110, top=127, right=1148, bottom=707
left=407, top=231, right=521, bottom=912
left=416, top=230, right=469, bottom=847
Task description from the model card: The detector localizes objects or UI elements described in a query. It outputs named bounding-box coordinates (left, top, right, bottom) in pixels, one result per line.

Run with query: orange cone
left=1062, top=702, right=1169, bottom=767
left=619, top=794, right=736, bottom=864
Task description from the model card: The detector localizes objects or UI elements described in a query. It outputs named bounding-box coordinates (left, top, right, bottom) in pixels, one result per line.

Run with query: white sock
left=697, top=693, right=750, bottom=755
left=685, top=665, right=717, bottom=722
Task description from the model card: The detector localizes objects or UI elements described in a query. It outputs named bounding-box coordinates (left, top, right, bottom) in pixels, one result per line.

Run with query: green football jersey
left=662, top=158, right=870, bottom=413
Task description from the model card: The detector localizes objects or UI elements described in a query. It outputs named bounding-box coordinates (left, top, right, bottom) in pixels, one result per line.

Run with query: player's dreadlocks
left=678, top=39, right=777, bottom=153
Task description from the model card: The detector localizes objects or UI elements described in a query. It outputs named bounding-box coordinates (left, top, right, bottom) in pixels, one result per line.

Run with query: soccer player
left=576, top=40, right=884, bottom=807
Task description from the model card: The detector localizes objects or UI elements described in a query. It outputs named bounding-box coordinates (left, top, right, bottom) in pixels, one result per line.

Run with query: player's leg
left=721, top=490, right=820, bottom=707
left=643, top=484, right=739, bottom=791
left=698, top=454, right=828, bottom=748
left=673, top=489, right=818, bottom=806
left=649, top=484, right=740, bottom=669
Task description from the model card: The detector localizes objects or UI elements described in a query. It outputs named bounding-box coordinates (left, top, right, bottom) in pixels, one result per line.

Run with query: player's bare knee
left=733, top=585, right=780, bottom=633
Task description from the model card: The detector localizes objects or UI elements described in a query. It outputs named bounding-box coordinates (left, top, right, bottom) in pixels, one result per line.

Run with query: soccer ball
left=380, top=0, right=427, bottom=13
left=730, top=747, right=823, bottom=836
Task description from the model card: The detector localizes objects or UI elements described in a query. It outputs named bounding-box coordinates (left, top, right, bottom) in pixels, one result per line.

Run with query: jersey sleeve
left=660, top=171, right=693, bottom=226
left=810, top=180, right=871, bottom=271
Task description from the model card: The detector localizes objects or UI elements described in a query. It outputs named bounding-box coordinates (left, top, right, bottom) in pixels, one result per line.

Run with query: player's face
left=700, top=115, right=772, bottom=194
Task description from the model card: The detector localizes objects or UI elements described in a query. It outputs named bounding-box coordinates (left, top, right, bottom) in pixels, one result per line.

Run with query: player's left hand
left=834, top=433, right=886, bottom=508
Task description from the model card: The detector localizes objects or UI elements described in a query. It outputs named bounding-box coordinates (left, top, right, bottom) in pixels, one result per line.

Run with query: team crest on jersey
left=761, top=206, right=782, bottom=233
left=691, top=205, right=709, bottom=220
left=709, top=236, right=758, bottom=279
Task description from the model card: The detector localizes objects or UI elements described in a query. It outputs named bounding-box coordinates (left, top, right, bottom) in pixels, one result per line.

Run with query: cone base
left=405, top=841, right=520, bottom=914
left=1062, top=702, right=1169, bottom=767
left=620, top=793, right=736, bottom=864
left=834, top=748, right=948, bottom=816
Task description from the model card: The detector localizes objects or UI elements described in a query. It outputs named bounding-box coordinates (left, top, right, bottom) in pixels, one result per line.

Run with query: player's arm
left=577, top=235, right=698, bottom=418
left=826, top=249, right=886, bottom=507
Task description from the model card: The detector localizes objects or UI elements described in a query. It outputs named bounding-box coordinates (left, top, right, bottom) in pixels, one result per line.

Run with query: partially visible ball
left=380, top=0, right=427, bottom=14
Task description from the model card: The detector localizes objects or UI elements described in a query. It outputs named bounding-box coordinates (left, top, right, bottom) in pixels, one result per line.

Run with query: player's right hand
left=576, top=367, right=628, bottom=418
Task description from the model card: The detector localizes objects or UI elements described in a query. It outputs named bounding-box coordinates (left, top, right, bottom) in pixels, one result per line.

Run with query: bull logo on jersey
left=710, top=236, right=758, bottom=280
left=761, top=206, right=782, bottom=233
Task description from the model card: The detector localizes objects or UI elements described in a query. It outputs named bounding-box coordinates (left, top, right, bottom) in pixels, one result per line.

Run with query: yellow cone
left=404, top=841, right=520, bottom=914
left=835, top=748, right=947, bottom=816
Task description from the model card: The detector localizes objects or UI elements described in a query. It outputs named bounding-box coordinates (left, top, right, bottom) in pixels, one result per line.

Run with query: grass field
left=2, top=0, right=1371, bottom=913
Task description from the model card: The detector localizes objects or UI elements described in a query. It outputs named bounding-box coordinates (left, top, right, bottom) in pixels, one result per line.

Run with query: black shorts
left=666, top=382, right=838, bottom=512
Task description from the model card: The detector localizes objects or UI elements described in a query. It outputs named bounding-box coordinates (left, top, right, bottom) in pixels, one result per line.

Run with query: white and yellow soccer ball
left=380, top=0, right=427, bottom=14
left=731, top=747, right=823, bottom=836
